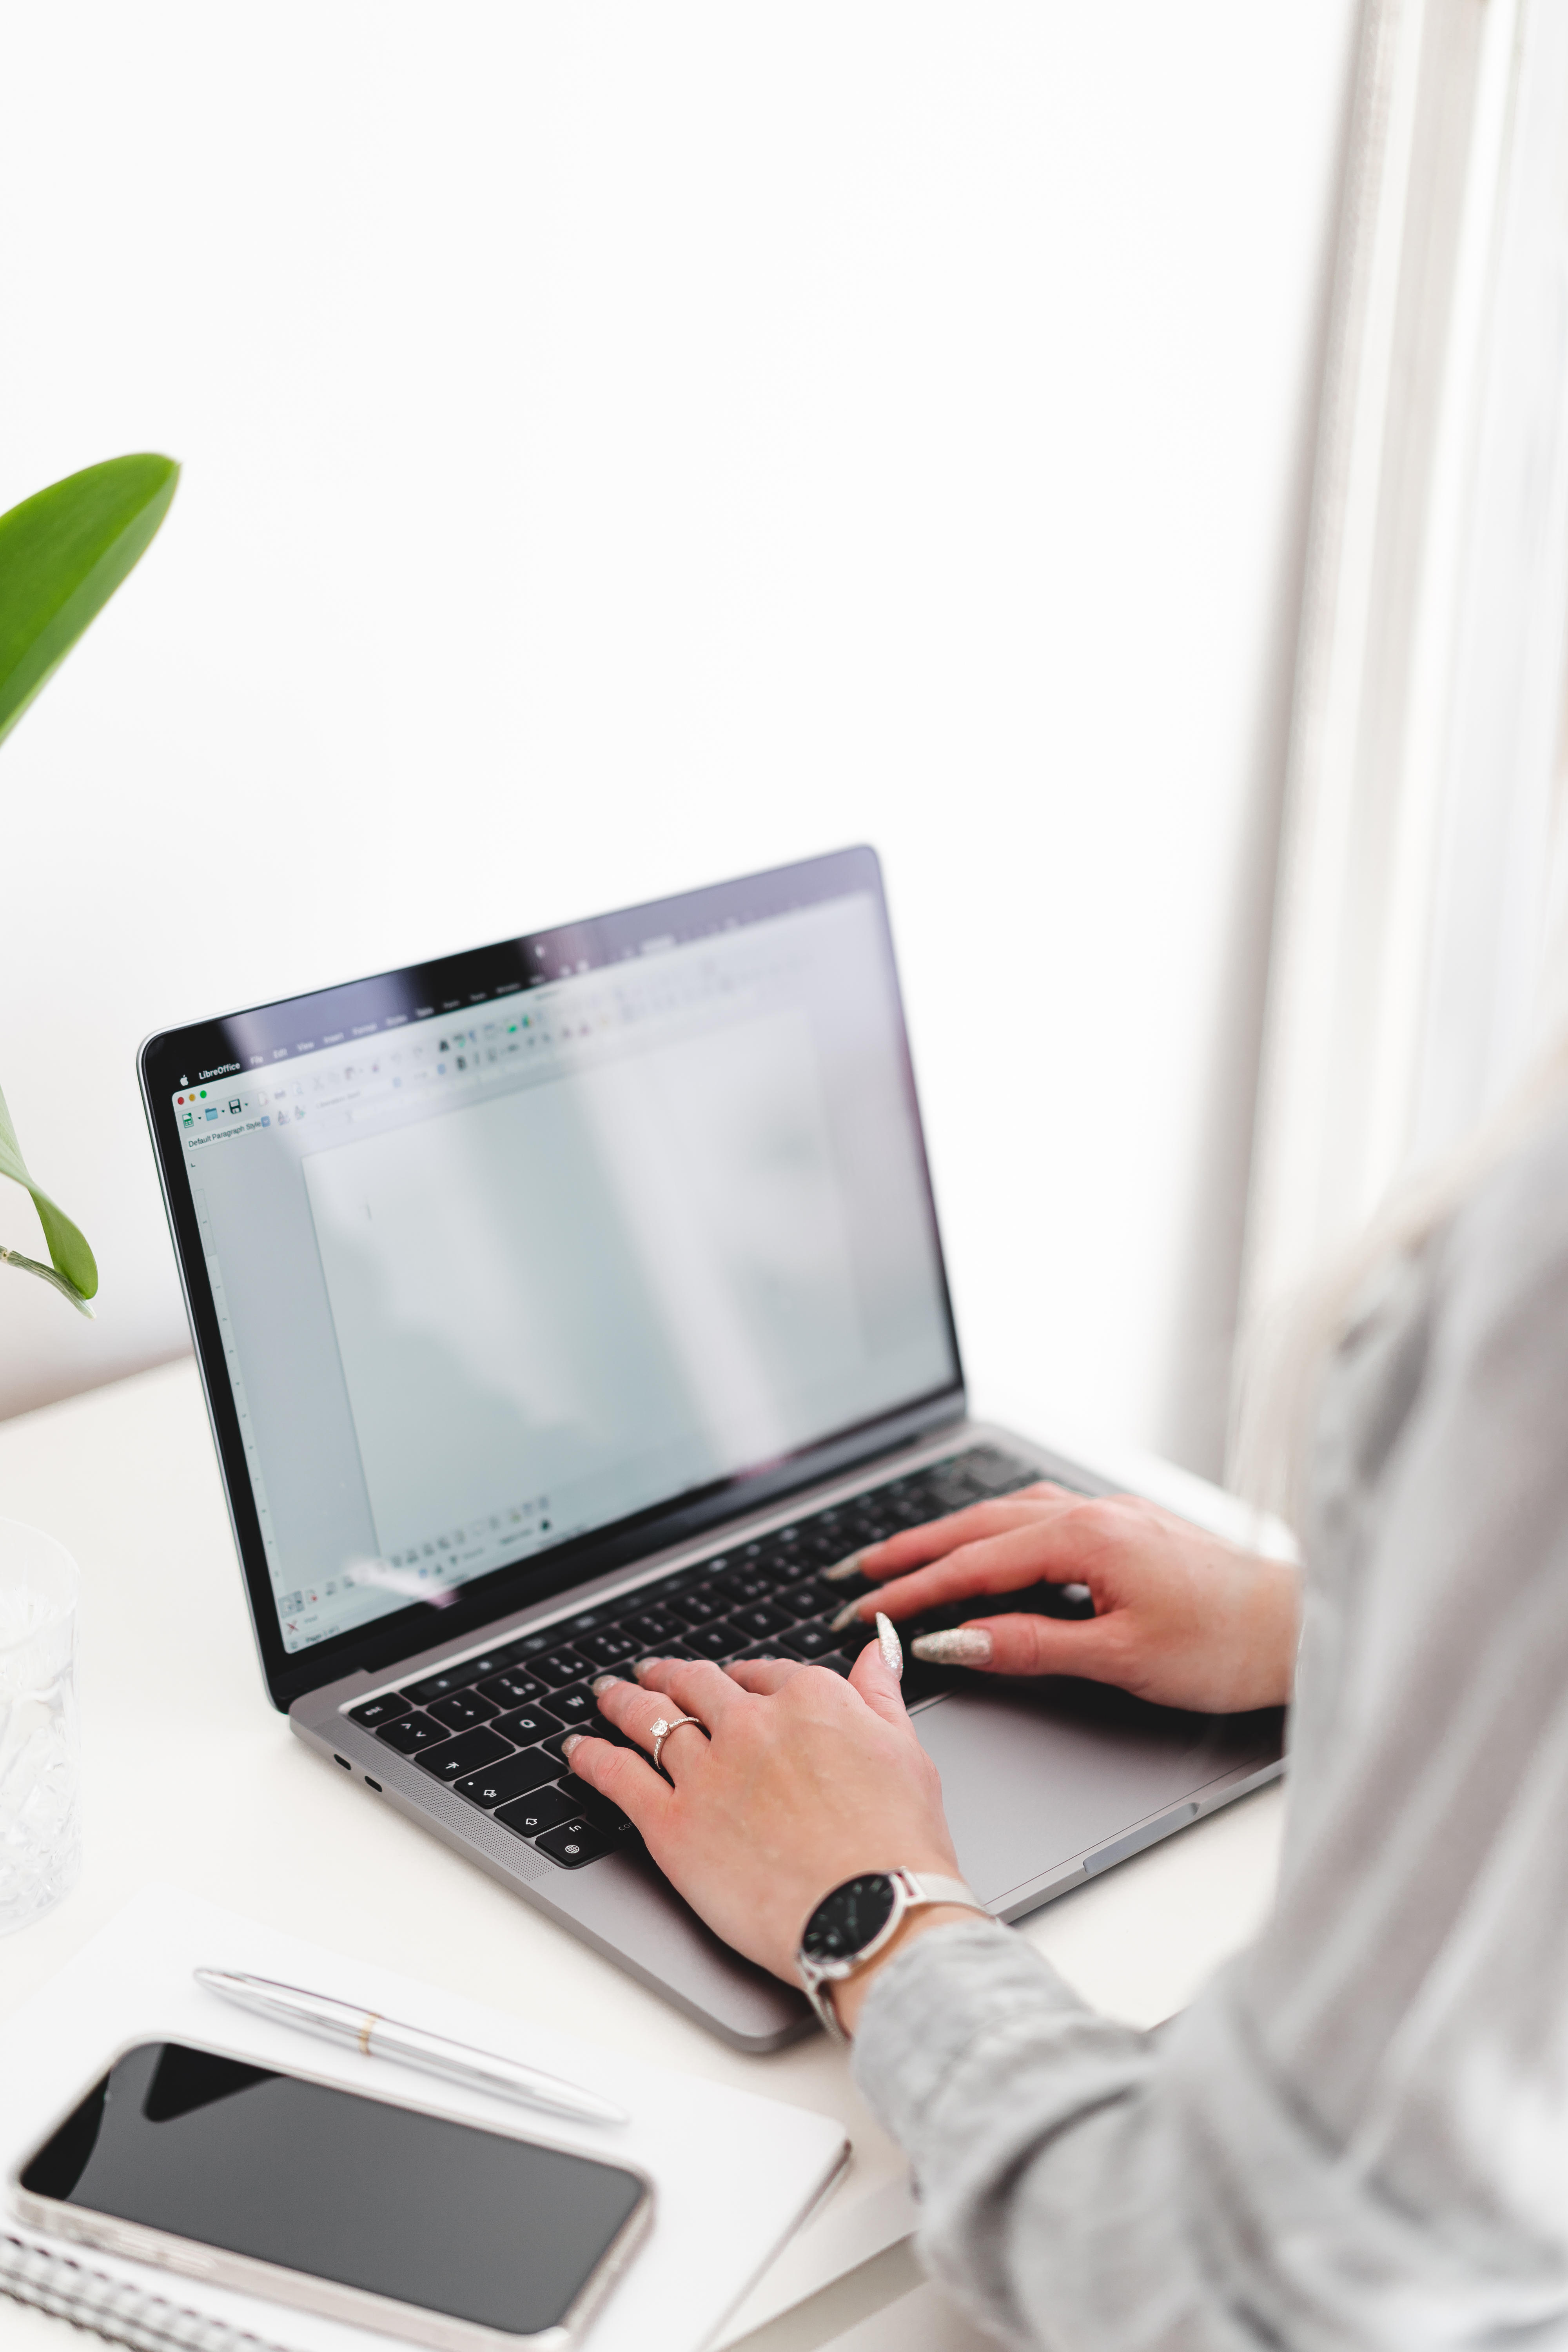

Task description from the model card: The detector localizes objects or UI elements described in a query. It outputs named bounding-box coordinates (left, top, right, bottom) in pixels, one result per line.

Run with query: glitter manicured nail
left=590, top=1673, right=621, bottom=1694
left=633, top=1657, right=661, bottom=1679
left=876, top=1612, right=903, bottom=1679
left=828, top=1599, right=866, bottom=1633
left=822, top=1552, right=865, bottom=1583
left=910, top=1627, right=994, bottom=1667
left=561, top=1732, right=584, bottom=1757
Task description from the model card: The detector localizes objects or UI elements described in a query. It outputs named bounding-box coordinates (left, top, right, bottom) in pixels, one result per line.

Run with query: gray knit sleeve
left=851, top=1923, right=1242, bottom=2351
left=849, top=1092, right=1568, bottom=2349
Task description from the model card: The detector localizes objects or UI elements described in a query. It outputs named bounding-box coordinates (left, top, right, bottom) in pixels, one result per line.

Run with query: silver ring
left=649, top=1713, right=704, bottom=1770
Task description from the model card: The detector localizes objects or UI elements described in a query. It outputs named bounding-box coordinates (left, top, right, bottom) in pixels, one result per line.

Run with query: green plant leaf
left=0, top=1247, right=95, bottom=1317
left=0, top=1083, right=98, bottom=1307
left=0, top=452, right=180, bottom=748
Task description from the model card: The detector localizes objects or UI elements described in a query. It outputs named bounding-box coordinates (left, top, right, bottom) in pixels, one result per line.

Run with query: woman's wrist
left=828, top=1903, right=982, bottom=2037
left=1247, top=1557, right=1303, bottom=1708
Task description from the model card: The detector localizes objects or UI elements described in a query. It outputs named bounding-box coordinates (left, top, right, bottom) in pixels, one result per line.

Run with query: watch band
left=796, top=1868, right=989, bottom=2038
left=900, top=1873, right=982, bottom=1909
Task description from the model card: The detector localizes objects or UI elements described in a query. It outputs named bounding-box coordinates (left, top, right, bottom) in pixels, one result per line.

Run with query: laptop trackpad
left=913, top=1678, right=1283, bottom=1910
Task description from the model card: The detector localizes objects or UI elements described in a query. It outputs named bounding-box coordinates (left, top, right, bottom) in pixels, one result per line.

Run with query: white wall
left=0, top=3, right=1356, bottom=1477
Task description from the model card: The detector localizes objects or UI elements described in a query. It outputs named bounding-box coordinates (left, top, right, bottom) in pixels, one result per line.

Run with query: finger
left=558, top=1731, right=673, bottom=1835
left=628, top=1655, right=750, bottom=1726
left=829, top=1518, right=1102, bottom=1631
left=847, top=1619, right=918, bottom=1734
left=826, top=1492, right=1082, bottom=1584
left=911, top=1611, right=1127, bottom=1681
left=726, top=1657, right=806, bottom=1694
left=590, top=1673, right=717, bottom=1772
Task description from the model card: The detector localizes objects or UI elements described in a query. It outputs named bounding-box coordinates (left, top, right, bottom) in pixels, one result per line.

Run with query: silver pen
left=194, top=1968, right=628, bottom=2127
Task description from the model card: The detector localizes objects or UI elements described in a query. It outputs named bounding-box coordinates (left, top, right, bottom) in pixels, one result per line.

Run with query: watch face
left=801, top=1874, right=898, bottom=1964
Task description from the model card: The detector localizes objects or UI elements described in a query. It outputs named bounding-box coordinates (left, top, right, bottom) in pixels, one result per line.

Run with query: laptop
left=140, top=846, right=1283, bottom=2051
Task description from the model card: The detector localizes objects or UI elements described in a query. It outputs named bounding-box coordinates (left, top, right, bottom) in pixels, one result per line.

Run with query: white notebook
left=0, top=1886, right=848, bottom=2352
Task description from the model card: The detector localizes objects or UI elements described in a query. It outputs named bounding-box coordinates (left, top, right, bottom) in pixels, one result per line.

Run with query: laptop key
left=561, top=1609, right=615, bottom=1638
left=492, top=1631, right=560, bottom=1664
left=781, top=1623, right=839, bottom=1661
left=953, top=1445, right=1038, bottom=1492
left=575, top=1628, right=641, bottom=1668
left=426, top=1689, right=501, bottom=1732
left=415, top=1725, right=514, bottom=1783
left=494, top=1784, right=580, bottom=1838
left=376, top=1711, right=448, bottom=1754
left=687, top=1624, right=738, bottom=1661
left=665, top=1587, right=724, bottom=1626
left=531, top=1646, right=595, bottom=1688
left=714, top=1566, right=774, bottom=1606
left=761, top=1550, right=813, bottom=1584
left=565, top=1780, right=642, bottom=1843
left=348, top=1692, right=411, bottom=1730
left=614, top=1636, right=700, bottom=1668
left=546, top=1690, right=644, bottom=1745
left=535, top=1820, right=612, bottom=1868
left=620, top=1607, right=682, bottom=1647
left=538, top=1723, right=637, bottom=1766
left=490, top=1706, right=559, bottom=1746
left=780, top=1580, right=838, bottom=1619
left=460, top=1648, right=532, bottom=1683
left=652, top=1562, right=716, bottom=1595
left=475, top=1670, right=545, bottom=1711
left=728, top=1601, right=793, bottom=1642
left=538, top=1683, right=598, bottom=1727
left=403, top=1664, right=494, bottom=1706
left=453, top=1747, right=561, bottom=1807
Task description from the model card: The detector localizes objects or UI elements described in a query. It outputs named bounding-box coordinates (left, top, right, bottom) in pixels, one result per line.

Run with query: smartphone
left=12, top=2038, right=653, bottom=2352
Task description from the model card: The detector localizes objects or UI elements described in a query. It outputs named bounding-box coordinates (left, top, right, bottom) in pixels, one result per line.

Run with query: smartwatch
left=796, top=1869, right=986, bottom=2037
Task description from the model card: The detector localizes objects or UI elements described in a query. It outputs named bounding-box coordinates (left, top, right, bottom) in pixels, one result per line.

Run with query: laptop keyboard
left=348, top=1442, right=1083, bottom=1870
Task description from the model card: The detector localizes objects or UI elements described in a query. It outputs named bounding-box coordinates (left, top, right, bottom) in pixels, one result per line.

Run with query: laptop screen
left=144, top=855, right=959, bottom=1670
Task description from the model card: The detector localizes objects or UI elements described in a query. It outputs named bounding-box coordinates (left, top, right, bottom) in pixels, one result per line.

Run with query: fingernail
left=590, top=1673, right=621, bottom=1694
left=822, top=1551, right=865, bottom=1583
left=829, top=1599, right=866, bottom=1633
left=561, top=1732, right=584, bottom=1757
left=910, top=1628, right=993, bottom=1666
left=633, top=1657, right=660, bottom=1680
left=875, top=1612, right=903, bottom=1679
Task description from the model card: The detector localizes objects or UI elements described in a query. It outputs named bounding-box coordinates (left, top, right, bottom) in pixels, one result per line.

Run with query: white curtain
left=1234, top=0, right=1568, bottom=1456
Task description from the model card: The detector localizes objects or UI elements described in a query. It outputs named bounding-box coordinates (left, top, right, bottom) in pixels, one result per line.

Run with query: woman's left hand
left=560, top=1647, right=961, bottom=1985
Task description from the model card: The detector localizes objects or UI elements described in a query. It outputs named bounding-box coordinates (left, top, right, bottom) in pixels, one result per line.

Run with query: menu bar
left=230, top=977, right=533, bottom=1067
left=144, top=858, right=880, bottom=1145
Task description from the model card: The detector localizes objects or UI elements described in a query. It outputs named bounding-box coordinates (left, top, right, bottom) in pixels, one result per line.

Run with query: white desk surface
left=0, top=1361, right=1285, bottom=2352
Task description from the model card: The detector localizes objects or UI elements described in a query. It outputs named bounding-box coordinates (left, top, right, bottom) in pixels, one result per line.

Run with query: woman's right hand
left=829, top=1485, right=1299, bottom=1714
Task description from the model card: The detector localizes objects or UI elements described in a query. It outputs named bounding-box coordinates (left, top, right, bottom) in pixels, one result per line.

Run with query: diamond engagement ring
left=650, top=1713, right=704, bottom=1770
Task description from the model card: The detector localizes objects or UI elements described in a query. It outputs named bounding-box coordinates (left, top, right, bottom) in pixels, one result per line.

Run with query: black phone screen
left=21, top=2042, right=648, bottom=2337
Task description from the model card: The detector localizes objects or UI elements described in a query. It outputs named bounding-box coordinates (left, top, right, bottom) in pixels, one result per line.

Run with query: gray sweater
left=853, top=1093, right=1568, bottom=2347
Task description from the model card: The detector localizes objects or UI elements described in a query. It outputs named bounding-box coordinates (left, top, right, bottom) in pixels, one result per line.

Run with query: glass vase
left=0, top=1519, right=80, bottom=1935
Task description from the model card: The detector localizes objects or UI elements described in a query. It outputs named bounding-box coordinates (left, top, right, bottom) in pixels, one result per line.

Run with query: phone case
left=10, top=2034, right=655, bottom=2352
